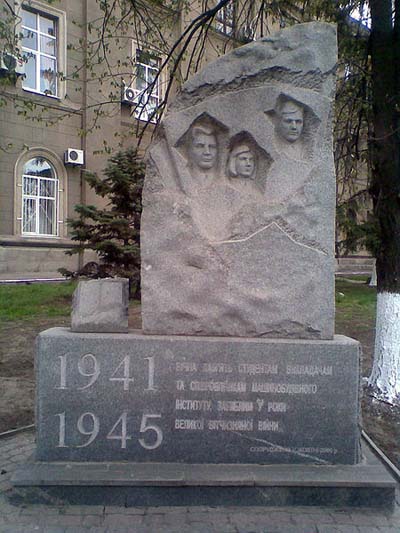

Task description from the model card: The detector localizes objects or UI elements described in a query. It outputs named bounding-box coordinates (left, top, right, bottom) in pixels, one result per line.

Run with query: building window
left=21, top=6, right=57, bottom=96
left=215, top=1, right=235, bottom=36
left=22, top=157, right=59, bottom=236
left=133, top=48, right=161, bottom=123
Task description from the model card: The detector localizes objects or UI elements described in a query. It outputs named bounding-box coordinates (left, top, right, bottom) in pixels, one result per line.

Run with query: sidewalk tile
left=81, top=515, right=104, bottom=527
left=103, top=514, right=143, bottom=528
left=317, top=526, right=361, bottom=532
left=64, top=505, right=104, bottom=515
left=104, top=505, right=144, bottom=515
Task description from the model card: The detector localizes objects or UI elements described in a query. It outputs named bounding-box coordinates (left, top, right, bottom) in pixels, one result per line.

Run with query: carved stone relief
left=265, top=94, right=321, bottom=161
left=141, top=22, right=337, bottom=339
left=227, top=132, right=272, bottom=195
left=175, top=113, right=228, bottom=192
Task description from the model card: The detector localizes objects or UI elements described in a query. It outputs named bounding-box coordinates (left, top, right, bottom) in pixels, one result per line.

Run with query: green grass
left=0, top=278, right=377, bottom=327
left=335, top=278, right=377, bottom=323
left=0, top=281, right=77, bottom=321
left=336, top=274, right=370, bottom=283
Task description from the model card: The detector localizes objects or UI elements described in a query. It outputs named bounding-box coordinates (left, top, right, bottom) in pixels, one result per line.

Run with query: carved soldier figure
left=188, top=124, right=218, bottom=171
left=276, top=100, right=304, bottom=143
left=228, top=144, right=256, bottom=179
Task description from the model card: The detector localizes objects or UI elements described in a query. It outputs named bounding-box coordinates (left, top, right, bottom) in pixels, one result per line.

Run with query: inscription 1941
left=35, top=330, right=360, bottom=465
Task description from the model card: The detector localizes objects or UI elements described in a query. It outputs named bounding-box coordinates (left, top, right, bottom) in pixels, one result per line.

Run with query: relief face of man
left=277, top=101, right=304, bottom=143
left=189, top=125, right=218, bottom=170
left=229, top=144, right=256, bottom=179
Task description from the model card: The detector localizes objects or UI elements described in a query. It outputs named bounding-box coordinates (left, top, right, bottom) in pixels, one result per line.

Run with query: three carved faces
left=187, top=98, right=305, bottom=183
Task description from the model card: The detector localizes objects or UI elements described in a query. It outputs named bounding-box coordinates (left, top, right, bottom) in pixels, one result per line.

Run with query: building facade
left=1, top=0, right=262, bottom=278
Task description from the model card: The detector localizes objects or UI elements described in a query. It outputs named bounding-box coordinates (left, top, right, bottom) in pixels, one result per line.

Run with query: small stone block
left=71, top=278, right=129, bottom=333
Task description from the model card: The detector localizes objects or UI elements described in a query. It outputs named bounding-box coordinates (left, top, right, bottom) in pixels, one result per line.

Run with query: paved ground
left=1, top=429, right=400, bottom=533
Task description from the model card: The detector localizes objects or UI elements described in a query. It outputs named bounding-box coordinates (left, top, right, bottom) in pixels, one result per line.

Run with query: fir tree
left=61, top=148, right=144, bottom=298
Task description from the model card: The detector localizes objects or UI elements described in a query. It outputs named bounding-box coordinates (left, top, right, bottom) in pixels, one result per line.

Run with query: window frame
left=215, top=1, right=236, bottom=36
left=14, top=148, right=68, bottom=239
left=130, top=42, right=165, bottom=124
left=17, top=1, right=67, bottom=99
left=21, top=158, right=59, bottom=237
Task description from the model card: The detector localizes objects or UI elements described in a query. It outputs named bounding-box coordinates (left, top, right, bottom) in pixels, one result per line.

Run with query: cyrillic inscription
left=175, top=419, right=205, bottom=430
left=190, top=380, right=247, bottom=392
left=286, top=365, right=333, bottom=376
left=258, top=420, right=280, bottom=431
left=249, top=446, right=338, bottom=454
left=251, top=382, right=318, bottom=394
left=202, top=362, right=233, bottom=373
left=268, top=402, right=287, bottom=412
left=217, top=400, right=253, bottom=412
left=176, top=362, right=197, bottom=372
left=175, top=399, right=212, bottom=411
left=238, top=363, right=278, bottom=375
left=208, top=419, right=254, bottom=431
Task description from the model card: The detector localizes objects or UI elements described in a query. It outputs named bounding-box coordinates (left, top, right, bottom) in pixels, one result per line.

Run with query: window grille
left=22, top=157, right=58, bottom=236
left=133, top=48, right=161, bottom=123
left=215, top=1, right=235, bottom=36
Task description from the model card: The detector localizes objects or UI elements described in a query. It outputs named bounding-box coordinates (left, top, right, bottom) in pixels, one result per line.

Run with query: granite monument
left=14, top=22, right=390, bottom=507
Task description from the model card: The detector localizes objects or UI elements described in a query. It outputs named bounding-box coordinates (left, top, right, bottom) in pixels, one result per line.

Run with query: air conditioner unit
left=121, top=85, right=136, bottom=105
left=64, top=148, right=84, bottom=166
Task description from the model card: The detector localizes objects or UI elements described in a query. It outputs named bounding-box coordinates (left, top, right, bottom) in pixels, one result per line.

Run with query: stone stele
left=71, top=278, right=129, bottom=333
left=141, top=22, right=337, bottom=339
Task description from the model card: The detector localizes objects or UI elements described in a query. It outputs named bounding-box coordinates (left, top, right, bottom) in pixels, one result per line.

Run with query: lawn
left=335, top=277, right=376, bottom=330
left=0, top=281, right=77, bottom=321
left=0, top=277, right=377, bottom=324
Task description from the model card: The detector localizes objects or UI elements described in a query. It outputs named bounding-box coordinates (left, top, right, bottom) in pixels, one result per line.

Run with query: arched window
left=21, top=157, right=59, bottom=236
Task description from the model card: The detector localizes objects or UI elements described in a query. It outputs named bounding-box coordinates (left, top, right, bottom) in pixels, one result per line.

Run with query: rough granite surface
left=141, top=22, right=337, bottom=339
left=71, top=278, right=129, bottom=333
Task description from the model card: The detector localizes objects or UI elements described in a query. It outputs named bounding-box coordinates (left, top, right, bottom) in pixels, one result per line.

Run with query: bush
left=60, top=148, right=144, bottom=298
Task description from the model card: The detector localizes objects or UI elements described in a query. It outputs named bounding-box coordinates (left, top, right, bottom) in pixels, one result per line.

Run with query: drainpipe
left=78, top=0, right=88, bottom=271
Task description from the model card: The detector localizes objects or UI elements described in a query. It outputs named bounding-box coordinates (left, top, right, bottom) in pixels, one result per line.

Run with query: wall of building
left=0, top=0, right=268, bottom=278
left=0, top=0, right=85, bottom=276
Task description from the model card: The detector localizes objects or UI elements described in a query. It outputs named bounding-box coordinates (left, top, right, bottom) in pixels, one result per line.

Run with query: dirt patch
left=0, top=308, right=142, bottom=434
left=0, top=317, right=67, bottom=433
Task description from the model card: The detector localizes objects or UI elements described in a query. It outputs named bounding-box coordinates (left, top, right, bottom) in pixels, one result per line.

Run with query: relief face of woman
left=236, top=151, right=255, bottom=178
left=229, top=144, right=256, bottom=179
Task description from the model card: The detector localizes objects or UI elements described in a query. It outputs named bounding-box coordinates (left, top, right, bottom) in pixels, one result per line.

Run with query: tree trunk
left=367, top=0, right=400, bottom=404
left=369, top=293, right=400, bottom=402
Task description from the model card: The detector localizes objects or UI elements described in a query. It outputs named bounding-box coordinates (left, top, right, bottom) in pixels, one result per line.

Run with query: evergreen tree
left=60, top=148, right=144, bottom=298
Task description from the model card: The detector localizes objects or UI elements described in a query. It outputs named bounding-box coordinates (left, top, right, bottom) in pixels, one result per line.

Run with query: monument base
left=34, top=328, right=360, bottom=465
left=13, top=328, right=396, bottom=507
left=11, top=439, right=396, bottom=508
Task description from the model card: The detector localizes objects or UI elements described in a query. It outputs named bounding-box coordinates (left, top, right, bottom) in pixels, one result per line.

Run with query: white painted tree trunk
left=369, top=261, right=377, bottom=287
left=368, top=291, right=400, bottom=404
